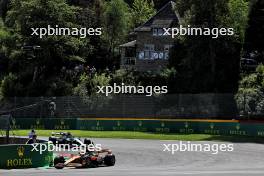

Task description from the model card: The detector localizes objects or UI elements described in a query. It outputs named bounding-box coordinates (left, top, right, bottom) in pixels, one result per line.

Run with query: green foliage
left=239, top=65, right=264, bottom=90
left=239, top=74, right=258, bottom=89
left=0, top=19, right=14, bottom=56
left=5, top=0, right=87, bottom=61
left=73, top=74, right=89, bottom=97
left=0, top=20, right=8, bottom=39
left=73, top=72, right=112, bottom=110
left=159, top=67, right=177, bottom=79
left=244, top=0, right=264, bottom=53
left=46, top=79, right=73, bottom=96
left=236, top=65, right=264, bottom=115
left=0, top=0, right=9, bottom=20
left=0, top=73, right=23, bottom=97
left=78, top=0, right=109, bottom=69
left=0, top=0, right=257, bottom=98
left=228, top=0, right=249, bottom=42
left=111, top=69, right=139, bottom=85
left=0, top=0, right=91, bottom=97
left=170, top=0, right=249, bottom=93
left=74, top=68, right=177, bottom=97
left=74, top=73, right=111, bottom=97
left=130, top=0, right=156, bottom=28
left=103, top=0, right=130, bottom=57
left=125, top=0, right=167, bottom=9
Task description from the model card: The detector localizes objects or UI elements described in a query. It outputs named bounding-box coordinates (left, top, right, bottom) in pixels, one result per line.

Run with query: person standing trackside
left=26, top=134, right=37, bottom=144
left=28, top=129, right=36, bottom=138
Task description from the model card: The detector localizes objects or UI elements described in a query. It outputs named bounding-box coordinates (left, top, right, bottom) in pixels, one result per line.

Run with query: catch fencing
left=0, top=93, right=263, bottom=119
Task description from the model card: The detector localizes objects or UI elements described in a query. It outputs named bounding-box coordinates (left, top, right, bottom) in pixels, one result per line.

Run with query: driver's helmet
left=84, top=138, right=93, bottom=145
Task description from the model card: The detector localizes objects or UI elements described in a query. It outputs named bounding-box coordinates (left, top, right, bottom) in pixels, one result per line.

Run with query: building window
left=144, top=44, right=154, bottom=51
left=138, top=44, right=173, bottom=60
left=153, top=28, right=158, bottom=36
left=158, top=28, right=164, bottom=36
left=164, top=45, right=173, bottom=52
left=145, top=51, right=150, bottom=59
left=164, top=45, right=173, bottom=60
left=138, top=52, right=144, bottom=60
left=159, top=52, right=164, bottom=59
left=125, top=57, right=136, bottom=65
left=142, top=44, right=154, bottom=60
left=153, top=28, right=164, bottom=36
left=152, top=52, right=159, bottom=60
left=164, top=52, right=169, bottom=60
left=125, top=48, right=136, bottom=57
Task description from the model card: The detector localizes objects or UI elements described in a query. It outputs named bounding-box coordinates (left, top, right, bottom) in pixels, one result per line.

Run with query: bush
left=0, top=73, right=23, bottom=97
left=74, top=73, right=111, bottom=96
left=111, top=69, right=139, bottom=85
left=236, top=65, right=264, bottom=116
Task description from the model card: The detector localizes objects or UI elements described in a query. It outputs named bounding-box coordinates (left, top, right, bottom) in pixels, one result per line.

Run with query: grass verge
left=11, top=130, right=264, bottom=143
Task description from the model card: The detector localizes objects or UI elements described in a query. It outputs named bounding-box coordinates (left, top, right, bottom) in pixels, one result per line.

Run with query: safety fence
left=0, top=94, right=249, bottom=119
left=10, top=118, right=264, bottom=137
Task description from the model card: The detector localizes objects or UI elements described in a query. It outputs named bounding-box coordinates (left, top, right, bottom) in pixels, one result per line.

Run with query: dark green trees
left=244, top=0, right=264, bottom=59
left=169, top=0, right=249, bottom=93
left=1, top=0, right=87, bottom=96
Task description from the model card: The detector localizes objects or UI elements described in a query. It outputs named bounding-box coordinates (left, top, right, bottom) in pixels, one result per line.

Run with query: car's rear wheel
left=54, top=163, right=64, bottom=169
left=104, top=155, right=115, bottom=166
left=48, top=137, right=56, bottom=144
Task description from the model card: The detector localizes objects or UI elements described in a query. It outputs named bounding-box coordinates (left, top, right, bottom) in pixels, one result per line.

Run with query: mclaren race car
left=53, top=149, right=116, bottom=169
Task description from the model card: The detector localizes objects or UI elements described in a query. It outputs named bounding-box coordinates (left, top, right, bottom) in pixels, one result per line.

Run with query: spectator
left=26, top=134, right=37, bottom=144
left=28, top=129, right=36, bottom=138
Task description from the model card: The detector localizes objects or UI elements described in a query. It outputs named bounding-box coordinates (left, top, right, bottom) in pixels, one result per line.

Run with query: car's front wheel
left=104, top=155, right=115, bottom=166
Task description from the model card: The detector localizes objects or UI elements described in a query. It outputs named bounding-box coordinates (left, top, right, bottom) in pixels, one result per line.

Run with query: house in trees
left=120, top=1, right=179, bottom=72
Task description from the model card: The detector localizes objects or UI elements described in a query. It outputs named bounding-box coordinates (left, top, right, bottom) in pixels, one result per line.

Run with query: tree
left=103, top=0, right=130, bottom=59
left=228, top=0, right=249, bottom=43
left=244, top=0, right=264, bottom=60
left=79, top=0, right=111, bottom=70
left=1, top=0, right=89, bottom=96
left=124, top=0, right=166, bottom=9
left=74, top=73, right=111, bottom=97
left=0, top=0, right=10, bottom=20
left=236, top=65, right=264, bottom=117
left=0, top=73, right=23, bottom=97
left=130, top=0, right=156, bottom=28
left=170, top=0, right=249, bottom=93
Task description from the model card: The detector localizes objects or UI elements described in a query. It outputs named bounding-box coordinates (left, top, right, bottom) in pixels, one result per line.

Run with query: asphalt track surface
left=1, top=138, right=264, bottom=176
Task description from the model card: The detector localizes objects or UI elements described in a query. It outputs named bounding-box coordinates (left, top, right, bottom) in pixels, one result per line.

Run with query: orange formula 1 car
left=53, top=149, right=116, bottom=169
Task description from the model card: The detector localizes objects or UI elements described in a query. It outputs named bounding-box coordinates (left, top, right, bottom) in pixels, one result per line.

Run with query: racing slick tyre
left=55, top=163, right=64, bottom=169
left=48, top=137, right=56, bottom=144
left=104, top=155, right=116, bottom=166
left=54, top=156, right=65, bottom=169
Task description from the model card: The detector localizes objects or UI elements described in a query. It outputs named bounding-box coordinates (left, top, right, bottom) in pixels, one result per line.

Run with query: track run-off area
left=1, top=138, right=264, bottom=176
